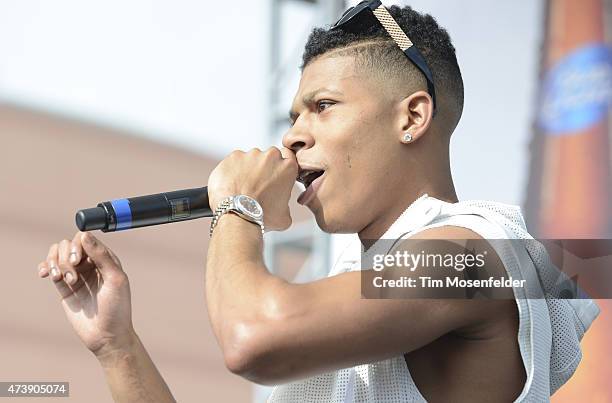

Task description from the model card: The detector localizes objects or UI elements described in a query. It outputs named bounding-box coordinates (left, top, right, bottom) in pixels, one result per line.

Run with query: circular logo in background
left=539, top=44, right=612, bottom=135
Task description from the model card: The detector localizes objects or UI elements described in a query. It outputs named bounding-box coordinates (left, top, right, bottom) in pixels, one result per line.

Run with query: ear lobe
left=398, top=90, right=434, bottom=143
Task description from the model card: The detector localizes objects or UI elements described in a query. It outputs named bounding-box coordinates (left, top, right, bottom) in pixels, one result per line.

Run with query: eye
left=317, top=100, right=334, bottom=113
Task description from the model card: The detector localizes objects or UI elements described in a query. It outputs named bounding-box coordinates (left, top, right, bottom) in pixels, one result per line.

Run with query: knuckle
left=266, top=148, right=283, bottom=161
left=48, top=259, right=59, bottom=274
left=70, top=243, right=80, bottom=257
left=267, top=146, right=280, bottom=155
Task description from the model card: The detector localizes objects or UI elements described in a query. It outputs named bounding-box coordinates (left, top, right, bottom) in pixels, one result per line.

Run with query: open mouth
left=297, top=168, right=325, bottom=189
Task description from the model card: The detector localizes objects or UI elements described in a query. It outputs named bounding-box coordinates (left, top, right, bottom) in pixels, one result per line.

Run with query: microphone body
left=76, top=187, right=213, bottom=232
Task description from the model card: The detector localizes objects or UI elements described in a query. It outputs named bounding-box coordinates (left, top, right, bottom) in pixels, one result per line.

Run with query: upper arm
left=234, top=226, right=512, bottom=385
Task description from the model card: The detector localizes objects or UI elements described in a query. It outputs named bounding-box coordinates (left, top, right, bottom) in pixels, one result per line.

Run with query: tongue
left=298, top=172, right=324, bottom=205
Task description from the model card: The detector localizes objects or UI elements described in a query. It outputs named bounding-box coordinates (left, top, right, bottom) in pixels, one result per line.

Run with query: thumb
left=80, top=232, right=124, bottom=281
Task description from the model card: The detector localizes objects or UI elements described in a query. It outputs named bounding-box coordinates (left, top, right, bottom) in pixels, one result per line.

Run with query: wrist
left=216, top=212, right=263, bottom=236
left=95, top=329, right=140, bottom=368
left=210, top=194, right=265, bottom=237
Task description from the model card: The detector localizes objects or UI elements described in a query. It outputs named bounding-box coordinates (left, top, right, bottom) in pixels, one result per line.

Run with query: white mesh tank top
left=267, top=194, right=599, bottom=402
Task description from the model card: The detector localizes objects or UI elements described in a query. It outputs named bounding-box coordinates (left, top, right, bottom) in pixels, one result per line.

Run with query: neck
left=358, top=169, right=457, bottom=247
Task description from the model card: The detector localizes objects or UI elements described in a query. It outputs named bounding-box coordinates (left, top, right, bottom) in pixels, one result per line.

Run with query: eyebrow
left=288, top=88, right=344, bottom=122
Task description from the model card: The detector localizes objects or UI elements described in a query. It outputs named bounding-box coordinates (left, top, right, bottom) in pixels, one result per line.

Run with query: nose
left=282, top=124, right=315, bottom=153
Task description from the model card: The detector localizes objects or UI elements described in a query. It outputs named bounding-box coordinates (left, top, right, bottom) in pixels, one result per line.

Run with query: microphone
left=75, top=187, right=212, bottom=232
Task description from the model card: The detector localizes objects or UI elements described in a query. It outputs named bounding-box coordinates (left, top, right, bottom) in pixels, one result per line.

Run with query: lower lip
left=298, top=173, right=325, bottom=205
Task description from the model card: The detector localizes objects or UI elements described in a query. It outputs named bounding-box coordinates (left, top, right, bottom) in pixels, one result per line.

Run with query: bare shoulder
left=391, top=225, right=518, bottom=328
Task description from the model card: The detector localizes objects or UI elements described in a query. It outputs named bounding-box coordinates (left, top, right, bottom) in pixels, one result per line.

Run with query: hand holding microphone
left=75, top=147, right=299, bottom=233
left=207, top=147, right=298, bottom=232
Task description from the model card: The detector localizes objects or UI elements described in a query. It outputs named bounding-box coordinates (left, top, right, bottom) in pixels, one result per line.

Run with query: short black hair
left=301, top=4, right=464, bottom=133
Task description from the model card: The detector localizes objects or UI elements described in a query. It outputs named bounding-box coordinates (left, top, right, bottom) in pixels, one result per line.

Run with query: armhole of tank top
left=396, top=213, right=500, bottom=402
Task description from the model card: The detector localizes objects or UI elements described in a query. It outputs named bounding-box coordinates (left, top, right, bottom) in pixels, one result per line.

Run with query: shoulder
left=385, top=225, right=518, bottom=329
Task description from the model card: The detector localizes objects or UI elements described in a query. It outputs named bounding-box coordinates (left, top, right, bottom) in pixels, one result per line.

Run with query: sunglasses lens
left=332, top=0, right=374, bottom=29
left=333, top=6, right=356, bottom=28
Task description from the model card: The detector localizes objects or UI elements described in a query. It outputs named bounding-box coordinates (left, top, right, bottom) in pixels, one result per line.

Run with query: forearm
left=206, top=213, right=287, bottom=346
left=97, top=332, right=175, bottom=403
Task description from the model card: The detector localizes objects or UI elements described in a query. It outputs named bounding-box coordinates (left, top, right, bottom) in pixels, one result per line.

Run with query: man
left=38, top=2, right=598, bottom=402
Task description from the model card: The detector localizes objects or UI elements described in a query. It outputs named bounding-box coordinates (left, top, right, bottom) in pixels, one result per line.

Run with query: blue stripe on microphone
left=111, top=199, right=132, bottom=230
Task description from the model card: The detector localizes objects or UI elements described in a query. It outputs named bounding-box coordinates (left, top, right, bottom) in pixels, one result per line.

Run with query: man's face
left=283, top=55, right=404, bottom=233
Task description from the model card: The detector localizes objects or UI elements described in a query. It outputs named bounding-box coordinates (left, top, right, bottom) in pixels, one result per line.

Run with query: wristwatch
left=209, top=195, right=265, bottom=237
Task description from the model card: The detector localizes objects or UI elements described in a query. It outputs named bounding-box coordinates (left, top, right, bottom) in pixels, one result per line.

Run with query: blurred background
left=0, top=0, right=610, bottom=402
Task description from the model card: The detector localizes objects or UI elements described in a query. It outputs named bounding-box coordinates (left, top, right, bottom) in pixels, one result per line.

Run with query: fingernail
left=38, top=267, right=46, bottom=276
left=65, top=272, right=74, bottom=284
left=51, top=266, right=59, bottom=277
left=70, top=251, right=78, bottom=264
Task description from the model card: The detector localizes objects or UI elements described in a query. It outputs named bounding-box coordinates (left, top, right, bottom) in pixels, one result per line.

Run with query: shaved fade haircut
left=301, top=4, right=464, bottom=135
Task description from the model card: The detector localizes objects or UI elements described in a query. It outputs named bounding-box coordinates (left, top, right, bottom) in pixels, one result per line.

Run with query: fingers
left=37, top=232, right=120, bottom=299
left=81, top=232, right=124, bottom=282
left=279, top=146, right=298, bottom=170
left=46, top=243, right=61, bottom=281
left=58, top=239, right=79, bottom=286
left=279, top=147, right=298, bottom=180
left=43, top=243, right=75, bottom=299
left=265, top=146, right=298, bottom=177
left=264, top=146, right=282, bottom=159
left=279, top=146, right=296, bottom=162
left=70, top=231, right=85, bottom=266
left=38, top=260, right=50, bottom=278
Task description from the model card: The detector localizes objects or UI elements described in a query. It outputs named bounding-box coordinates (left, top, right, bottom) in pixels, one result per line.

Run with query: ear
left=396, top=90, right=434, bottom=144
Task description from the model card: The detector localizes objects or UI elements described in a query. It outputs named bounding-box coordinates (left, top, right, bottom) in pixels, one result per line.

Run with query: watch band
left=209, top=196, right=265, bottom=237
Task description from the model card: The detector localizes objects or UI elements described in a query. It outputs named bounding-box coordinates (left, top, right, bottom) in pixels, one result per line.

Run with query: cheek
left=319, top=114, right=393, bottom=193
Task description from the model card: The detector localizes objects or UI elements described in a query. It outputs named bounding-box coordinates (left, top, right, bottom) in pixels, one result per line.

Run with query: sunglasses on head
left=332, top=0, right=437, bottom=113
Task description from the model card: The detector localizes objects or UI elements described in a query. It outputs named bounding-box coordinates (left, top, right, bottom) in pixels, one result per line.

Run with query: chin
left=311, top=202, right=363, bottom=234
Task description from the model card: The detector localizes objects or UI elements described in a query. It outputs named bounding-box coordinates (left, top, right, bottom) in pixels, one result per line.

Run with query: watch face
left=235, top=195, right=263, bottom=219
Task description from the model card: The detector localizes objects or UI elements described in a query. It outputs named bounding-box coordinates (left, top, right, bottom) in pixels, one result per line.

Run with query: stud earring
left=403, top=132, right=413, bottom=143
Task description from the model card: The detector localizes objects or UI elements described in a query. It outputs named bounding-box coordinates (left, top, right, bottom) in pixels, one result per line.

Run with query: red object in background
left=525, top=0, right=612, bottom=401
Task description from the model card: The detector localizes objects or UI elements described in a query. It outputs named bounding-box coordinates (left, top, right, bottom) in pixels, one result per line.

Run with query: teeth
left=297, top=169, right=316, bottom=183
left=297, top=170, right=324, bottom=188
